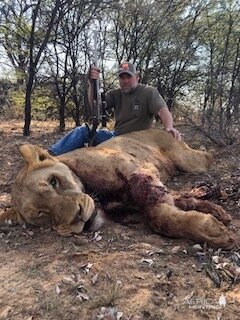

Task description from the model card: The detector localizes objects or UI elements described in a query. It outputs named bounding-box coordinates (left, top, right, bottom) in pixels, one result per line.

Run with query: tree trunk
left=23, top=69, right=35, bottom=136
left=59, top=97, right=65, bottom=131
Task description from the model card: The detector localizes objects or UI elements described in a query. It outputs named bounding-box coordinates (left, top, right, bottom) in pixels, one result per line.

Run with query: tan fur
left=5, top=129, right=237, bottom=248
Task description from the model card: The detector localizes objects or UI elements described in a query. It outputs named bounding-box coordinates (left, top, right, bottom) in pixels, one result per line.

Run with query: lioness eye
left=49, top=177, right=59, bottom=188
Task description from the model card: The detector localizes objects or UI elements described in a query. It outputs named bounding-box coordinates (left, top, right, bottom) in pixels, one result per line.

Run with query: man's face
left=118, top=73, right=139, bottom=93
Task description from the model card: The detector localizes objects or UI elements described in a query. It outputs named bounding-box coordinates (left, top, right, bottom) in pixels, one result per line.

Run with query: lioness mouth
left=83, top=207, right=105, bottom=231
left=70, top=205, right=102, bottom=230
left=70, top=209, right=83, bottom=225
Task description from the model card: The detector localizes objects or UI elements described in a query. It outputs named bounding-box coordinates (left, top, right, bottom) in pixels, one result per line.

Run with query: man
left=49, top=62, right=181, bottom=155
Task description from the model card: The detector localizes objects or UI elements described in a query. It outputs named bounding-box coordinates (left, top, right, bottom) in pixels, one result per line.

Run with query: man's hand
left=165, top=127, right=182, bottom=140
left=158, top=107, right=182, bottom=140
left=88, top=65, right=100, bottom=81
left=87, top=66, right=101, bottom=108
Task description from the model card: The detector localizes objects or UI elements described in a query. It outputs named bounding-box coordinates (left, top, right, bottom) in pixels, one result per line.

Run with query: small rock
left=171, top=246, right=181, bottom=254
left=166, top=268, right=173, bottom=279
left=196, top=252, right=206, bottom=263
left=192, top=244, right=203, bottom=251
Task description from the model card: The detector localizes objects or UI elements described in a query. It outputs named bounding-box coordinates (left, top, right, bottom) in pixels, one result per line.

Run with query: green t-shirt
left=106, top=84, right=167, bottom=135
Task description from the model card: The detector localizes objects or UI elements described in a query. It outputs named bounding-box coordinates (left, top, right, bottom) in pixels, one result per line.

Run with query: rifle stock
left=88, top=77, right=100, bottom=146
left=101, top=91, right=107, bottom=128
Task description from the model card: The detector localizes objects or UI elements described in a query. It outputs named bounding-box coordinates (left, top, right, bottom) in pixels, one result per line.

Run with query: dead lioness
left=3, top=129, right=237, bottom=249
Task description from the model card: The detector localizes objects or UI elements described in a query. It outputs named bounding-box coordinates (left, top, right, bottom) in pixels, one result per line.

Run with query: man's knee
left=72, top=125, right=89, bottom=139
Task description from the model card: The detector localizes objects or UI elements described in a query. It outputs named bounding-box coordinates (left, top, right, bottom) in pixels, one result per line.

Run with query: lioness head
left=11, top=144, right=96, bottom=236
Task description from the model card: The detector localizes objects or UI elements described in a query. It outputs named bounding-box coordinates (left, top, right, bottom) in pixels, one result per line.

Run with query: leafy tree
left=0, top=0, right=32, bottom=84
left=23, top=0, right=68, bottom=135
left=108, top=0, right=205, bottom=110
left=47, top=1, right=103, bottom=130
left=0, top=0, right=239, bottom=145
left=197, top=0, right=240, bottom=144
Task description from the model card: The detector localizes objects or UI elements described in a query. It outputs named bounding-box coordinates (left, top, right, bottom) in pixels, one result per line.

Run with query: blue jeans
left=49, top=125, right=117, bottom=155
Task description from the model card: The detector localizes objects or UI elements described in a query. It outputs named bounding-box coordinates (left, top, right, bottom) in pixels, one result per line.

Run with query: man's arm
left=158, top=107, right=181, bottom=140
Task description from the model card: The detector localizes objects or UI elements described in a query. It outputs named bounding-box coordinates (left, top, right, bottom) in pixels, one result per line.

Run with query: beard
left=121, top=84, right=137, bottom=94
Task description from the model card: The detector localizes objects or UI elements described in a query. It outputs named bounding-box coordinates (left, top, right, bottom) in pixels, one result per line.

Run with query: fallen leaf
left=62, top=277, right=76, bottom=285
left=55, top=284, right=61, bottom=295
left=134, top=275, right=145, bottom=280
left=92, top=272, right=99, bottom=285
left=76, top=292, right=89, bottom=301
left=117, top=312, right=124, bottom=320
left=77, top=263, right=93, bottom=274
left=220, top=190, right=228, bottom=199
left=219, top=294, right=227, bottom=307
left=184, top=290, right=195, bottom=302
left=26, top=230, right=34, bottom=236
left=147, top=249, right=165, bottom=256
left=140, top=258, right=154, bottom=267
left=217, top=311, right=223, bottom=320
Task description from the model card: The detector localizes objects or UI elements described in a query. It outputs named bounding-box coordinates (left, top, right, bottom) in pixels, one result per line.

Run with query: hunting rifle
left=87, top=31, right=107, bottom=146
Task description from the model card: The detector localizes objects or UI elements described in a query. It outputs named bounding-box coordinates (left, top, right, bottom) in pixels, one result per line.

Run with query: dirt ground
left=0, top=120, right=239, bottom=320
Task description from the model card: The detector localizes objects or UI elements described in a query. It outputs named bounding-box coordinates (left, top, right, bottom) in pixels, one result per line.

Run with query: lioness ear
left=19, top=144, right=56, bottom=167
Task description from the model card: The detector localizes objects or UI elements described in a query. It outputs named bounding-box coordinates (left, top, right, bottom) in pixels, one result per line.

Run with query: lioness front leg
left=129, top=172, right=237, bottom=249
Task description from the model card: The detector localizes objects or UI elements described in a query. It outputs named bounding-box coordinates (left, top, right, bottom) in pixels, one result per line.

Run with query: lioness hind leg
left=174, top=196, right=231, bottom=226
left=129, top=172, right=237, bottom=249
left=146, top=203, right=237, bottom=249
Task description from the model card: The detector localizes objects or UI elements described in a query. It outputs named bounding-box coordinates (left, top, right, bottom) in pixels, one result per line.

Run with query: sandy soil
left=0, top=120, right=239, bottom=320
